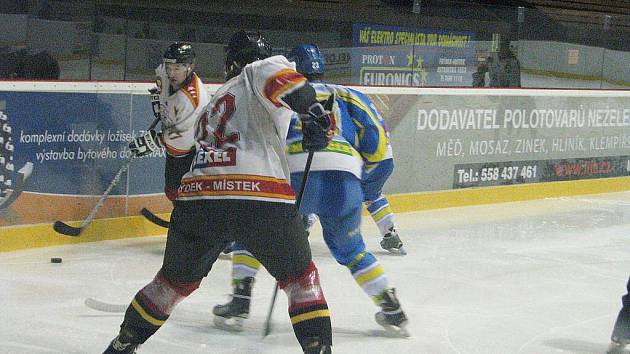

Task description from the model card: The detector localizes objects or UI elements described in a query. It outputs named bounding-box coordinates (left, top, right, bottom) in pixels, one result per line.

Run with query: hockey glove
left=299, top=94, right=336, bottom=152
left=129, top=129, right=162, bottom=157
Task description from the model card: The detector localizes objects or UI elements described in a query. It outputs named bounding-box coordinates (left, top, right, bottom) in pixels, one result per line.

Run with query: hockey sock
left=365, top=195, right=395, bottom=237
left=346, top=251, right=389, bottom=303
left=232, top=249, right=261, bottom=280
left=279, top=261, right=332, bottom=350
left=120, top=270, right=200, bottom=343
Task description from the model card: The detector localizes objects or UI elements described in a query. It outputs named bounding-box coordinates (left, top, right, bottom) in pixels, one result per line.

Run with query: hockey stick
left=85, top=297, right=214, bottom=325
left=262, top=150, right=315, bottom=338
left=141, top=207, right=170, bottom=228
left=53, top=117, right=160, bottom=237
left=0, top=162, right=33, bottom=210
left=84, top=297, right=127, bottom=313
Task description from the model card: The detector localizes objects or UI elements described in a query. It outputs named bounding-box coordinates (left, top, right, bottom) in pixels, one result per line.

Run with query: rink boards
left=1, top=81, right=630, bottom=251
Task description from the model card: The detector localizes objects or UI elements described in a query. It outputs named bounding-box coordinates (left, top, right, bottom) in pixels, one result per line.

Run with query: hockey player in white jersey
left=128, top=42, right=209, bottom=203
left=104, top=31, right=334, bottom=354
left=213, top=44, right=409, bottom=337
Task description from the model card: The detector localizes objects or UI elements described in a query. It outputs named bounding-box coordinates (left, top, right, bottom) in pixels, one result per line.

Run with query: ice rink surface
left=2, top=191, right=630, bottom=354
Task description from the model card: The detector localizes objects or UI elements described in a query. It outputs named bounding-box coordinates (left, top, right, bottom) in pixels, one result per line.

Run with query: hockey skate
left=607, top=337, right=630, bottom=354
left=212, top=277, right=254, bottom=332
left=103, top=328, right=140, bottom=354
left=380, top=227, right=407, bottom=255
left=375, top=288, right=409, bottom=337
left=302, top=336, right=332, bottom=354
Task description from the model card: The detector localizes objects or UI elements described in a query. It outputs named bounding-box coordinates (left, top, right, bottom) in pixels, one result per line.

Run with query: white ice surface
left=2, top=191, right=630, bottom=354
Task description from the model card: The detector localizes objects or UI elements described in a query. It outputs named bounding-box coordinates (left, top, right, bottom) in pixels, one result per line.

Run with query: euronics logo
left=360, top=67, right=428, bottom=87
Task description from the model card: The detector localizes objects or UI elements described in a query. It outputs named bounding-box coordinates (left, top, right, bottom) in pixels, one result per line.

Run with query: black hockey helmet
left=163, top=42, right=195, bottom=64
left=225, top=30, right=272, bottom=79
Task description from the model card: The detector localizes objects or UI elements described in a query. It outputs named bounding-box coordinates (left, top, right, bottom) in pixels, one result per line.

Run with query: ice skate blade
left=376, top=319, right=410, bottom=338
left=380, top=323, right=410, bottom=338
left=607, top=341, right=630, bottom=354
left=213, top=315, right=245, bottom=332
left=384, top=246, right=407, bottom=256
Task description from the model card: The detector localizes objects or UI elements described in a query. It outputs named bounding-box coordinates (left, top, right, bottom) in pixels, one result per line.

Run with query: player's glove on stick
left=299, top=94, right=335, bottom=152
left=129, top=129, right=162, bottom=157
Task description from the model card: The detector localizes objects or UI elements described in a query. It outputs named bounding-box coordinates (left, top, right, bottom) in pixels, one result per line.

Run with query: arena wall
left=1, top=82, right=629, bottom=251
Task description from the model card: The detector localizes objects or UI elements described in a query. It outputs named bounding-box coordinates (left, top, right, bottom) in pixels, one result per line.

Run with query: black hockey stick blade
left=53, top=220, right=82, bottom=237
left=141, top=207, right=170, bottom=228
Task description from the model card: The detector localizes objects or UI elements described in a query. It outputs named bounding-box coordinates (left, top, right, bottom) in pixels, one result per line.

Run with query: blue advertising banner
left=2, top=92, right=165, bottom=196
left=351, top=23, right=476, bottom=87
left=0, top=88, right=170, bottom=227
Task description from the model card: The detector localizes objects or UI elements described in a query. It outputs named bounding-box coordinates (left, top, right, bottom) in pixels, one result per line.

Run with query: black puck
left=50, top=257, right=62, bottom=263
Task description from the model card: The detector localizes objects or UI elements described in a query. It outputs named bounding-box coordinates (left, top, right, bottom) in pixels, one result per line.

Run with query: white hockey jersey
left=178, top=55, right=307, bottom=204
left=156, top=66, right=210, bottom=157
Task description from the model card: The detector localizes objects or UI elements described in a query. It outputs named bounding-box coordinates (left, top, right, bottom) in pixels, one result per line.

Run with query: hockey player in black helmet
left=224, top=30, right=272, bottom=80
left=214, top=43, right=409, bottom=340
left=127, top=41, right=209, bottom=206
left=104, top=30, right=334, bottom=354
left=162, top=41, right=195, bottom=91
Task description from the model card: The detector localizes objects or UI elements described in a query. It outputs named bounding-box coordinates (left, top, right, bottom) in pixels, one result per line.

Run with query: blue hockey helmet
left=287, top=44, right=325, bottom=76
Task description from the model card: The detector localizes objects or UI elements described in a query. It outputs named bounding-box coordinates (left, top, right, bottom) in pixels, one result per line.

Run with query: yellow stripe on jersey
left=287, top=140, right=361, bottom=158
left=180, top=190, right=296, bottom=200
left=264, top=69, right=307, bottom=107
left=337, top=92, right=388, bottom=163
left=180, top=74, right=200, bottom=108
left=181, top=174, right=289, bottom=184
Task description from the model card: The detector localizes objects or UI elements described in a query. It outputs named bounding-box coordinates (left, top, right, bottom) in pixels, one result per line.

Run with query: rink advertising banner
left=453, top=156, right=630, bottom=189
left=0, top=87, right=168, bottom=226
left=372, top=89, right=630, bottom=194
left=2, top=83, right=630, bottom=231
left=352, top=23, right=476, bottom=86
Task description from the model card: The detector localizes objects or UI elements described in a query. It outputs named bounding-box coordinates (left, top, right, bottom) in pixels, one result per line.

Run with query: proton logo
left=0, top=110, right=33, bottom=210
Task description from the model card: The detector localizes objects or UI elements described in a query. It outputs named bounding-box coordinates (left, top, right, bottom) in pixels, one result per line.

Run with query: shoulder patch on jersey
left=180, top=74, right=201, bottom=108
left=264, top=69, right=306, bottom=107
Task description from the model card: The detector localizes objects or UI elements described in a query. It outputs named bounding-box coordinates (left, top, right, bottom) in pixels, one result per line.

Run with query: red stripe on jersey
left=264, top=69, right=306, bottom=107
left=181, top=74, right=200, bottom=108
left=164, top=142, right=193, bottom=157
left=178, top=174, right=296, bottom=200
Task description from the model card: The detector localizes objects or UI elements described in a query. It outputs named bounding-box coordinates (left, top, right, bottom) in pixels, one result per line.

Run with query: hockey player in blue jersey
left=213, top=44, right=408, bottom=337
left=289, top=44, right=405, bottom=255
